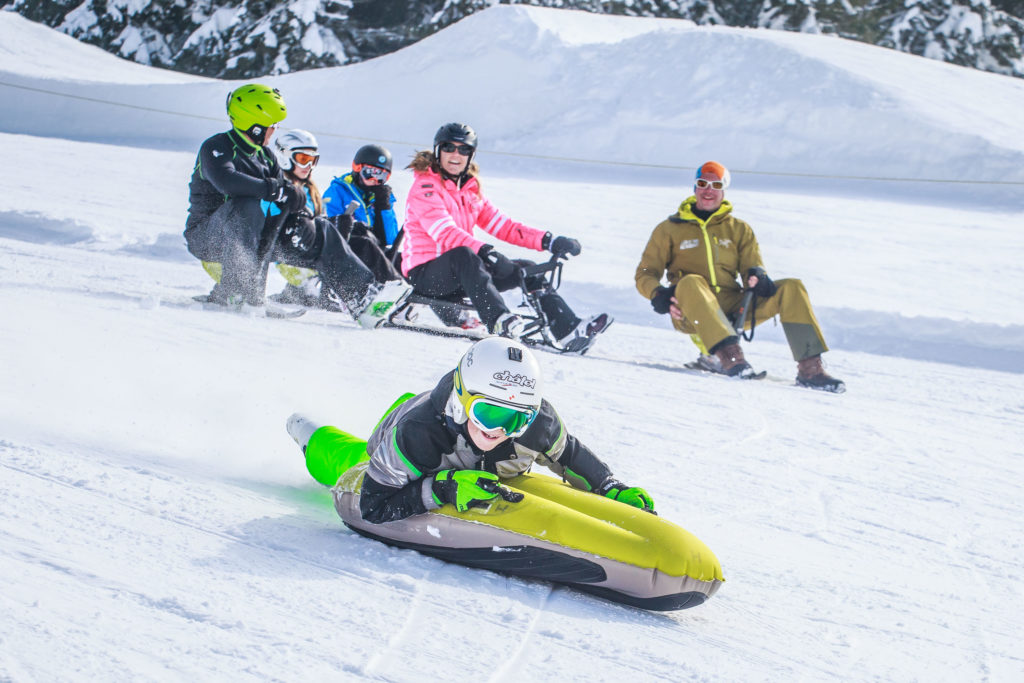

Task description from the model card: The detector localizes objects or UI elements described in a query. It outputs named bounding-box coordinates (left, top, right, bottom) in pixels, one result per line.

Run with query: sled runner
left=385, top=255, right=607, bottom=355
left=189, top=294, right=306, bottom=319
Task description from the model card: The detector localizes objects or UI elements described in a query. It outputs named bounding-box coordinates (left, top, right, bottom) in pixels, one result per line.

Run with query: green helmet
left=225, top=83, right=287, bottom=141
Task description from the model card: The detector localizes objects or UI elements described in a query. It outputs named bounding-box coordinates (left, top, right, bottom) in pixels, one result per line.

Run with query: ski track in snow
left=486, top=583, right=556, bottom=683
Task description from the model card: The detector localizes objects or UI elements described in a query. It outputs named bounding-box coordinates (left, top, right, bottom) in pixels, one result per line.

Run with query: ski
left=682, top=358, right=768, bottom=380
left=188, top=294, right=307, bottom=319
left=383, top=301, right=490, bottom=341
left=383, top=301, right=610, bottom=355
left=684, top=360, right=765, bottom=382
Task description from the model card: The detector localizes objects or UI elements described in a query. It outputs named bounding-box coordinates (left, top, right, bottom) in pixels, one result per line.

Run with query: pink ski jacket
left=401, top=168, right=547, bottom=275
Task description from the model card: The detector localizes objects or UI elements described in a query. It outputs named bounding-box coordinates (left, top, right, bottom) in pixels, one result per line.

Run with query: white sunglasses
left=695, top=178, right=726, bottom=190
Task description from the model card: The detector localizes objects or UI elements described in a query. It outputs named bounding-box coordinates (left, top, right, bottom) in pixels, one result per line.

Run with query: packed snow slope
left=2, top=7, right=1023, bottom=683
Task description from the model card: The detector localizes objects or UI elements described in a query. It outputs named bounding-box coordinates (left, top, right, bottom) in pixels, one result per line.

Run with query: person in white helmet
left=267, top=128, right=410, bottom=319
left=287, top=336, right=654, bottom=523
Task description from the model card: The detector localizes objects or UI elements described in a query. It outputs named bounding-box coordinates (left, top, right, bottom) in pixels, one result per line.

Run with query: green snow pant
left=304, top=392, right=416, bottom=487
left=670, top=275, right=828, bottom=361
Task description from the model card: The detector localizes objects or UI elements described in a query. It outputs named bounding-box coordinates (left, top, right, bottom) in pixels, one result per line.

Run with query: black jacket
left=359, top=370, right=615, bottom=523
left=186, top=129, right=283, bottom=230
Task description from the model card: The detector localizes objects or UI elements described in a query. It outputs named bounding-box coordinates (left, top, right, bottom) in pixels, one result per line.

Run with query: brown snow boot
left=796, top=355, right=846, bottom=393
left=713, top=342, right=758, bottom=379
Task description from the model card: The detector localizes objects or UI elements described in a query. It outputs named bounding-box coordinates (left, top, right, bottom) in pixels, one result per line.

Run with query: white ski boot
left=286, top=413, right=322, bottom=453
left=353, top=280, right=413, bottom=328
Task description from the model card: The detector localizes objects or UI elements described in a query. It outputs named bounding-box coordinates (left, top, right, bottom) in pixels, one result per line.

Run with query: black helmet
left=433, top=122, right=478, bottom=158
left=434, top=122, right=477, bottom=148
left=352, top=144, right=393, bottom=173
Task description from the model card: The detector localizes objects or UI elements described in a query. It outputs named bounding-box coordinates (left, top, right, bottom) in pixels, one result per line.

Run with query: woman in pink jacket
left=402, top=123, right=610, bottom=350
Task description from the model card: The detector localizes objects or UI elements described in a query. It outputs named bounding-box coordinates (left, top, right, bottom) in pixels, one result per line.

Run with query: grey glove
left=549, top=235, right=582, bottom=258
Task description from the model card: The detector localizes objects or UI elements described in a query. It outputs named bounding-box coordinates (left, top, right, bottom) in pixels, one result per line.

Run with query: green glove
left=598, top=479, right=656, bottom=514
left=431, top=469, right=523, bottom=512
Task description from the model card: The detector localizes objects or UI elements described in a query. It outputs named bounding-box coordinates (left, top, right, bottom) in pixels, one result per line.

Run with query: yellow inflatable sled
left=330, top=462, right=724, bottom=611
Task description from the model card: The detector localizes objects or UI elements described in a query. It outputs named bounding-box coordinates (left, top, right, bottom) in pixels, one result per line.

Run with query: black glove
left=650, top=285, right=675, bottom=315
left=350, top=220, right=377, bottom=244
left=746, top=266, right=778, bottom=298
left=333, top=212, right=354, bottom=240
left=548, top=235, right=582, bottom=258
left=266, top=178, right=306, bottom=214
left=282, top=212, right=317, bottom=252
left=478, top=244, right=517, bottom=280
left=371, top=184, right=393, bottom=211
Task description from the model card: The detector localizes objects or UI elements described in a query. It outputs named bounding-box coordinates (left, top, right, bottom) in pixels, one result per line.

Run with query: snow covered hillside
left=2, top=7, right=1023, bottom=682
left=5, top=6, right=1024, bottom=185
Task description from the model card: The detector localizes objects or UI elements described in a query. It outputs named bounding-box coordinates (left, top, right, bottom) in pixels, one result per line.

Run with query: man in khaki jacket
left=634, top=161, right=844, bottom=392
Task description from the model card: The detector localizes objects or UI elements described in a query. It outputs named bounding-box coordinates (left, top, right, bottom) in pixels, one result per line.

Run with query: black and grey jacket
left=186, top=128, right=283, bottom=231
left=360, top=370, right=614, bottom=523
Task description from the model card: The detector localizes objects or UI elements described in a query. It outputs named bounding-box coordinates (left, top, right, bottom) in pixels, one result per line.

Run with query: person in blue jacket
left=323, top=144, right=403, bottom=284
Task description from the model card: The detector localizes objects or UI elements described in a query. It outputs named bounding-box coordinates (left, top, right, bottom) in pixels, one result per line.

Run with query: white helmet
left=273, top=128, right=318, bottom=171
left=453, top=337, right=543, bottom=436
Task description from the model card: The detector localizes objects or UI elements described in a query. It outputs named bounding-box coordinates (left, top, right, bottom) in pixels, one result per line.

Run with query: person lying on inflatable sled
left=287, top=337, right=724, bottom=610
left=291, top=336, right=653, bottom=521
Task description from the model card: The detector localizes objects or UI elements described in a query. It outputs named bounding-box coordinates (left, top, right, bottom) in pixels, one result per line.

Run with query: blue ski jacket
left=322, top=172, right=399, bottom=246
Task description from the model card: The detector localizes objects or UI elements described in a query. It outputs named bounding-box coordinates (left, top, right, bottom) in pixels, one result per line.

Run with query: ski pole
left=733, top=289, right=754, bottom=335
left=251, top=205, right=292, bottom=306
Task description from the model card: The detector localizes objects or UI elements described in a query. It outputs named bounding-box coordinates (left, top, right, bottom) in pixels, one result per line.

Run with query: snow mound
left=0, top=12, right=203, bottom=84
left=0, top=210, right=93, bottom=245
left=3, top=6, right=1024, bottom=184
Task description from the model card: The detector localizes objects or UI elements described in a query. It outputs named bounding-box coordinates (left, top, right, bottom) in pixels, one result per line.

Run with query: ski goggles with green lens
left=465, top=396, right=537, bottom=437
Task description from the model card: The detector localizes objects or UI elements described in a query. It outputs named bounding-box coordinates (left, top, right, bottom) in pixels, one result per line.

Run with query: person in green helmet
left=183, top=84, right=400, bottom=325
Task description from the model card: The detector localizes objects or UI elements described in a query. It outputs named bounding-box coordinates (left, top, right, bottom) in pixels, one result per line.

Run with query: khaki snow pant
left=670, top=274, right=828, bottom=361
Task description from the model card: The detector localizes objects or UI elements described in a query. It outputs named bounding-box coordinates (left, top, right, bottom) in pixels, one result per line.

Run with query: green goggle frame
left=467, top=397, right=537, bottom=437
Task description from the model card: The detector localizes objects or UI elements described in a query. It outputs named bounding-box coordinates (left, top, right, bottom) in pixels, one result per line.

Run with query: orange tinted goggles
left=292, top=151, right=319, bottom=168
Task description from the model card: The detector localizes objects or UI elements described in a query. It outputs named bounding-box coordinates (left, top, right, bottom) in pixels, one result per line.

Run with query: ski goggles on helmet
left=355, top=164, right=390, bottom=183
left=695, top=177, right=726, bottom=190
left=291, top=151, right=319, bottom=168
left=464, top=396, right=537, bottom=437
left=439, top=142, right=474, bottom=156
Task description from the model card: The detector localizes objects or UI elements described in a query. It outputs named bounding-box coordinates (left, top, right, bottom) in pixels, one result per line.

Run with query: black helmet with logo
left=352, top=144, right=393, bottom=173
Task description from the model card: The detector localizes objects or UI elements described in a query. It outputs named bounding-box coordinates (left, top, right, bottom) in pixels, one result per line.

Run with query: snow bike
left=384, top=254, right=601, bottom=354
